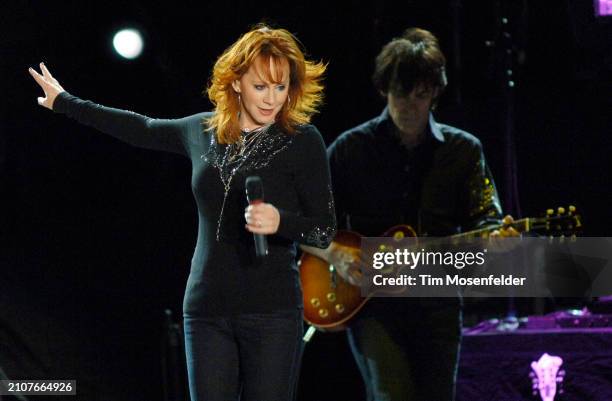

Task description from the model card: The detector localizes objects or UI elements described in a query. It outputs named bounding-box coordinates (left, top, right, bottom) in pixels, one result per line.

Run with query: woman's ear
left=232, top=80, right=241, bottom=93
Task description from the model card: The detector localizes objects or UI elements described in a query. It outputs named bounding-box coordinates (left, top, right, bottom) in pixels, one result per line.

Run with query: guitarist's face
left=387, top=84, right=437, bottom=144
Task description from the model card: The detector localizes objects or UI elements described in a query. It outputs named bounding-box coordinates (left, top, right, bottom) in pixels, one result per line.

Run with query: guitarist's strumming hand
left=300, top=242, right=366, bottom=286
left=327, top=242, right=365, bottom=286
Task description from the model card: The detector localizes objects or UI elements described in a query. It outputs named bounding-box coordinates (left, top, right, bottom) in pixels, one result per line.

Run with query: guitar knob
left=326, top=292, right=336, bottom=302
left=393, top=231, right=405, bottom=240
left=310, top=298, right=321, bottom=307
left=335, top=304, right=345, bottom=314
left=318, top=309, right=329, bottom=318
left=546, top=209, right=554, bottom=216
left=557, top=207, right=565, bottom=215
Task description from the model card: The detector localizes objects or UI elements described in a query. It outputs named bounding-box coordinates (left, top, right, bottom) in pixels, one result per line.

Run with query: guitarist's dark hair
left=372, top=28, right=447, bottom=108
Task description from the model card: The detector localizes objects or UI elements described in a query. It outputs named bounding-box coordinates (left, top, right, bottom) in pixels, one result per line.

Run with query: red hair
left=206, top=24, right=326, bottom=144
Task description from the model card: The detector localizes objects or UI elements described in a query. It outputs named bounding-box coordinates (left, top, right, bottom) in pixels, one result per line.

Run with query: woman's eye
left=276, top=85, right=286, bottom=91
left=254, top=85, right=265, bottom=90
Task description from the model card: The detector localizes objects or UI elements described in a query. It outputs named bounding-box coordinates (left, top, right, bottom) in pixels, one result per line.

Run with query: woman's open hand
left=28, top=62, right=65, bottom=110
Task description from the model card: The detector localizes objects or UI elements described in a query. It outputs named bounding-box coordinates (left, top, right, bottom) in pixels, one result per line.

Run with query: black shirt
left=328, top=107, right=502, bottom=237
left=53, top=92, right=336, bottom=317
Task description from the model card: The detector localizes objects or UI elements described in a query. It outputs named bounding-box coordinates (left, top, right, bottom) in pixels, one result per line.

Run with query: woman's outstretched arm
left=29, top=63, right=194, bottom=156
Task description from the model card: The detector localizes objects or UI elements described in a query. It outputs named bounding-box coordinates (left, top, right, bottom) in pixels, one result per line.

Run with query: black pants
left=347, top=299, right=462, bottom=401
left=184, top=309, right=303, bottom=401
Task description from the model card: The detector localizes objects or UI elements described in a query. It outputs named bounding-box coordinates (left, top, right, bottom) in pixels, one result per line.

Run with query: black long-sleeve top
left=328, top=107, right=502, bottom=237
left=53, top=92, right=336, bottom=317
left=328, top=108, right=502, bottom=311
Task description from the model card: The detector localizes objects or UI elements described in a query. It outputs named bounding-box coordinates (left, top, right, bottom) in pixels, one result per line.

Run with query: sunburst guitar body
left=299, top=225, right=417, bottom=331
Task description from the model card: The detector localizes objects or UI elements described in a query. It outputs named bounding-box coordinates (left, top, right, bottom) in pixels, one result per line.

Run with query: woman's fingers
left=244, top=203, right=280, bottom=234
left=244, top=205, right=265, bottom=224
left=245, top=221, right=273, bottom=234
left=29, top=63, right=64, bottom=110
left=29, top=68, right=50, bottom=107
left=244, top=207, right=263, bottom=229
left=40, top=63, right=60, bottom=86
left=40, top=62, right=53, bottom=79
left=28, top=67, right=48, bottom=91
left=244, top=210, right=257, bottom=225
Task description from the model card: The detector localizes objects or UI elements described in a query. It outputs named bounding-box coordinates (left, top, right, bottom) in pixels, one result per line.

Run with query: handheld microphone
left=245, top=176, right=268, bottom=258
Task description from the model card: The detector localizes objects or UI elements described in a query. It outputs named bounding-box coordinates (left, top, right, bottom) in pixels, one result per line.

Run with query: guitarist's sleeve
left=460, top=141, right=503, bottom=230
left=275, top=125, right=337, bottom=248
left=327, top=133, right=350, bottom=230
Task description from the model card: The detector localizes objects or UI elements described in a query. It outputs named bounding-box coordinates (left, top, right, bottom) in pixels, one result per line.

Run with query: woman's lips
left=258, top=107, right=274, bottom=116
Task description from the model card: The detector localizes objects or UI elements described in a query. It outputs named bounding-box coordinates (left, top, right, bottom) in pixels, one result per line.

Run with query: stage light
left=595, top=0, right=612, bottom=16
left=112, top=28, right=144, bottom=60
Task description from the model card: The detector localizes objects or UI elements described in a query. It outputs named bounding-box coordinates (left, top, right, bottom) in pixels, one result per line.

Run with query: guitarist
left=303, top=28, right=518, bottom=401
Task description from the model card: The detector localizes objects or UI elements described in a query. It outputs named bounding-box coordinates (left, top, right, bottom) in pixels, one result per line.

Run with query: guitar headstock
left=529, top=205, right=582, bottom=237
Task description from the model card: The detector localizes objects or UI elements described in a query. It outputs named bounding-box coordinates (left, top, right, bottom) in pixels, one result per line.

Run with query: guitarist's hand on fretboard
left=489, top=215, right=521, bottom=237
left=488, top=215, right=522, bottom=253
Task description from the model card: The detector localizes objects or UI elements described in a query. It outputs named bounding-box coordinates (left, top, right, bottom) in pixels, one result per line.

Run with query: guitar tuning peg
left=557, top=207, right=565, bottom=215
left=546, top=209, right=554, bottom=216
left=568, top=205, right=576, bottom=214
left=570, top=234, right=577, bottom=242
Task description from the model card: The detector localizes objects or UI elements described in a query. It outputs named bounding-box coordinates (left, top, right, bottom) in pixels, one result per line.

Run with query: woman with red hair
left=29, top=24, right=335, bottom=401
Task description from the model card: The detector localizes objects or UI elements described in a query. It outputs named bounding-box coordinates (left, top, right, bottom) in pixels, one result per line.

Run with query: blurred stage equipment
left=458, top=304, right=612, bottom=401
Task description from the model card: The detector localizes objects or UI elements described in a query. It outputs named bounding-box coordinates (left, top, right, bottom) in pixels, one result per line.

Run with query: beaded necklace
left=214, top=124, right=274, bottom=240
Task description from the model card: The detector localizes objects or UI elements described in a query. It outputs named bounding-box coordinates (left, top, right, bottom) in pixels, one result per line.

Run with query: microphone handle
left=254, top=233, right=268, bottom=258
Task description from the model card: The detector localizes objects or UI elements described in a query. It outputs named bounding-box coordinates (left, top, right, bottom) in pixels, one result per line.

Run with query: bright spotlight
left=112, top=29, right=144, bottom=60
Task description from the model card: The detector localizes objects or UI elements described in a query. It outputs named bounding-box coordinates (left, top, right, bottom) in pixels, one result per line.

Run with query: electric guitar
left=299, top=206, right=582, bottom=331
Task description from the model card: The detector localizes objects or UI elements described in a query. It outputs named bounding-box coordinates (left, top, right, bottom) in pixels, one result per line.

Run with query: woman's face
left=233, top=56, right=290, bottom=131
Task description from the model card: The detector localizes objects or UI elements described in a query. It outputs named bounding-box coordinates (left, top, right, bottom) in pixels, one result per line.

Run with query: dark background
left=1, top=1, right=610, bottom=400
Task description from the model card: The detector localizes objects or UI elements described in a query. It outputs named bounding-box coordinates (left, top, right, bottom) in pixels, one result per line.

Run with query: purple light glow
left=595, top=0, right=612, bottom=16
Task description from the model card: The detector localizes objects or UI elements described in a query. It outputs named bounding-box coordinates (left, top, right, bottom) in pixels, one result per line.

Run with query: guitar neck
left=423, top=211, right=579, bottom=246
left=451, top=218, right=533, bottom=240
